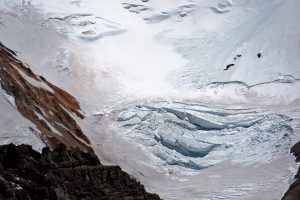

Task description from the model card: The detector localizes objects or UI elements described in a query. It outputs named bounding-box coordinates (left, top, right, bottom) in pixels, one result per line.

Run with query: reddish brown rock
left=0, top=42, right=91, bottom=152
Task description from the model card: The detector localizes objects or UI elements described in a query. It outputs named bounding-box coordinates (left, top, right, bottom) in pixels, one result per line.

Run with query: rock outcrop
left=282, top=141, right=300, bottom=200
left=0, top=42, right=91, bottom=152
left=0, top=143, right=160, bottom=200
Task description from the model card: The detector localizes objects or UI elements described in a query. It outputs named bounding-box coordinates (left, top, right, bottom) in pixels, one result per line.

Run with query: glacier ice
left=107, top=101, right=295, bottom=171
left=1, top=0, right=300, bottom=199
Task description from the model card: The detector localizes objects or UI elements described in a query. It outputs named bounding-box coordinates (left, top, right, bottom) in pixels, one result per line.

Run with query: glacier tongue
left=105, top=101, right=294, bottom=170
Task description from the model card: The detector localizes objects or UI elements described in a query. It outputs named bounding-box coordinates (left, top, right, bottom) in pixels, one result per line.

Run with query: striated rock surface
left=0, top=143, right=160, bottom=200
left=0, top=42, right=92, bottom=152
left=282, top=141, right=300, bottom=200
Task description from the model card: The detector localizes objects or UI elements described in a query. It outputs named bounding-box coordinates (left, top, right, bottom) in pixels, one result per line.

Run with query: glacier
left=0, top=0, right=300, bottom=199
left=105, top=101, right=294, bottom=169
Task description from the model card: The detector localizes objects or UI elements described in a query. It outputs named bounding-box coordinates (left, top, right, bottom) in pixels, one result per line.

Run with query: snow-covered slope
left=0, top=88, right=44, bottom=152
left=19, top=0, right=299, bottom=104
left=0, top=0, right=300, bottom=199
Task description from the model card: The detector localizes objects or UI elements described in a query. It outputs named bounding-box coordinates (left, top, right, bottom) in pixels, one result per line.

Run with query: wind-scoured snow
left=43, top=13, right=127, bottom=42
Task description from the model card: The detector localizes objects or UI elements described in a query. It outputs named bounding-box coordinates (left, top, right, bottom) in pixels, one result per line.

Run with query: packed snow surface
left=1, top=0, right=300, bottom=199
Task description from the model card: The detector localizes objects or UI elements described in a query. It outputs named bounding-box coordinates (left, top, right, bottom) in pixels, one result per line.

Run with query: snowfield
left=1, top=0, right=300, bottom=199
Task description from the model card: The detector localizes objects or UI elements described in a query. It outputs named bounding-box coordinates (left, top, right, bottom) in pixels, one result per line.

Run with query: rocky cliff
left=0, top=42, right=91, bottom=152
left=0, top=42, right=161, bottom=199
left=0, top=143, right=160, bottom=200
left=282, top=142, right=300, bottom=200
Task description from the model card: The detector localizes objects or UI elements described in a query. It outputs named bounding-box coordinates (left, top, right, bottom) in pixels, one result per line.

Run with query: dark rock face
left=0, top=143, right=160, bottom=200
left=282, top=142, right=300, bottom=200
